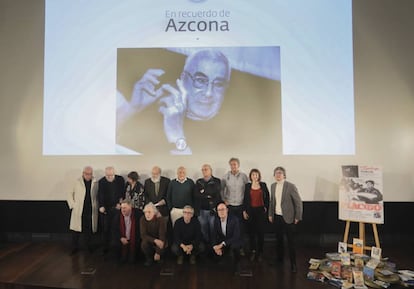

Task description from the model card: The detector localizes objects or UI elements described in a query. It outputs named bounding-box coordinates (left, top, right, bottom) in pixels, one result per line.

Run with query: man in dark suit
left=212, top=202, right=242, bottom=274
left=268, top=166, right=303, bottom=273
left=143, top=166, right=171, bottom=217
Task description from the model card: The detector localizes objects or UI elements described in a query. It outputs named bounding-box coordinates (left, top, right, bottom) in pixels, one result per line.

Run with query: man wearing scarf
left=111, top=200, right=140, bottom=263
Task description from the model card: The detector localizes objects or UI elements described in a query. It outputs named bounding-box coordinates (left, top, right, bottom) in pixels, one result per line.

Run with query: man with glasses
left=98, top=166, right=126, bottom=254
left=67, top=166, right=99, bottom=255
left=194, top=164, right=222, bottom=243
left=268, top=166, right=303, bottom=273
left=171, top=205, right=203, bottom=265
left=212, top=202, right=242, bottom=274
left=117, top=49, right=231, bottom=154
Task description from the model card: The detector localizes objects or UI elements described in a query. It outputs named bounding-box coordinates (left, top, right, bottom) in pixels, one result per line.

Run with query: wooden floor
left=0, top=242, right=413, bottom=289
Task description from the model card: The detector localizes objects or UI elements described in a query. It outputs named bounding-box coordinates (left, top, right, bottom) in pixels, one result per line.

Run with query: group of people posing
left=67, top=158, right=303, bottom=273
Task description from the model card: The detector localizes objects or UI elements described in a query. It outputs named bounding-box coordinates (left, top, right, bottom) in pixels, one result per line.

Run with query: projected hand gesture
left=159, top=79, right=192, bottom=154
left=130, top=69, right=166, bottom=112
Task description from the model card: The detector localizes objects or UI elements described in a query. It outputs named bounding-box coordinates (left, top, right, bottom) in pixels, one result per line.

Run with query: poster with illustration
left=339, top=165, right=384, bottom=224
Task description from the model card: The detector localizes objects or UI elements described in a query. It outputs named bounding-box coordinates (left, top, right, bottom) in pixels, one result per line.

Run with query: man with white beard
left=144, top=166, right=171, bottom=217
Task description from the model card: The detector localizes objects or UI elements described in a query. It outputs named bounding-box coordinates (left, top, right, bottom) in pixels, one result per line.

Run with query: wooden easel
left=343, top=220, right=381, bottom=252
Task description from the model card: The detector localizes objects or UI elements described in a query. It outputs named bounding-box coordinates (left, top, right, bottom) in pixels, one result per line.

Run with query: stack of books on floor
left=306, top=239, right=414, bottom=289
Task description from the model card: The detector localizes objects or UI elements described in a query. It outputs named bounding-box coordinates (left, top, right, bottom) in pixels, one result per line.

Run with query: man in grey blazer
left=268, top=166, right=302, bottom=273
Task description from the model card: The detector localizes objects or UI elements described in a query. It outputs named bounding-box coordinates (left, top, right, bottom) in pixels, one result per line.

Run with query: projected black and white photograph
left=116, top=47, right=281, bottom=156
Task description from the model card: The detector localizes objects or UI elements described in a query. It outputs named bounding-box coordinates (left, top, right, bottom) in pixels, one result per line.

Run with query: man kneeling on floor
left=172, top=205, right=204, bottom=265
left=140, top=203, right=167, bottom=266
left=111, top=199, right=140, bottom=263
left=212, top=202, right=242, bottom=274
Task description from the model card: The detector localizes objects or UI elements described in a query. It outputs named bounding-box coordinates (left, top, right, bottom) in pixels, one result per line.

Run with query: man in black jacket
left=172, top=205, right=203, bottom=265
left=98, top=166, right=125, bottom=253
left=194, top=164, right=222, bottom=243
left=212, top=202, right=241, bottom=274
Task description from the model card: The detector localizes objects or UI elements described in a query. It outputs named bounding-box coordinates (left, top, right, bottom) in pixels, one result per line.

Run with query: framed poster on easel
left=339, top=165, right=384, bottom=251
left=339, top=165, right=384, bottom=224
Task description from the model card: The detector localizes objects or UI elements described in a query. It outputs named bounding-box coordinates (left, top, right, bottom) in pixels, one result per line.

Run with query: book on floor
left=353, top=238, right=364, bottom=254
left=331, top=261, right=342, bottom=278
left=354, top=257, right=364, bottom=268
left=353, top=269, right=365, bottom=287
left=340, top=253, right=351, bottom=266
left=371, top=246, right=382, bottom=260
left=338, top=241, right=348, bottom=253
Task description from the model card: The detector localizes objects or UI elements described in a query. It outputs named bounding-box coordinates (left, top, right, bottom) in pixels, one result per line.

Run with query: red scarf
left=119, top=210, right=136, bottom=258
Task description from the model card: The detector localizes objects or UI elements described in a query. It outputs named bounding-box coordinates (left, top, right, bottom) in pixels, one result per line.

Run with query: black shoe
left=144, top=259, right=153, bottom=267
left=291, top=264, right=297, bottom=273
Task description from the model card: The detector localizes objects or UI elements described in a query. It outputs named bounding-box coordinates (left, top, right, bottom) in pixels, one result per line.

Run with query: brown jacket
left=140, top=215, right=167, bottom=246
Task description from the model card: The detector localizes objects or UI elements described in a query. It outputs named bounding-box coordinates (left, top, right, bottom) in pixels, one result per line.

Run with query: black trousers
left=100, top=208, right=117, bottom=251
left=213, top=244, right=241, bottom=270
left=71, top=214, right=93, bottom=250
left=227, top=205, right=246, bottom=247
left=171, top=242, right=205, bottom=257
left=246, top=207, right=266, bottom=254
left=141, top=240, right=166, bottom=260
left=274, top=214, right=297, bottom=266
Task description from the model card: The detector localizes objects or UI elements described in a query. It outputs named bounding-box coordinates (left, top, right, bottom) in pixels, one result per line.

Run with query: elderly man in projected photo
left=117, top=49, right=231, bottom=155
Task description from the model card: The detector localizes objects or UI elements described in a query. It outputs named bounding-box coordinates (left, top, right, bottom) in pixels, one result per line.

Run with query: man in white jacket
left=67, top=166, right=99, bottom=255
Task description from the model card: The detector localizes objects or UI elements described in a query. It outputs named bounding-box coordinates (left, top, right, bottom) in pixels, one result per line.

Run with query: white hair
left=143, top=202, right=159, bottom=214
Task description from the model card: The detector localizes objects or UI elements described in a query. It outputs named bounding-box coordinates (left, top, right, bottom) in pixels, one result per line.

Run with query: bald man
left=98, top=166, right=126, bottom=253
left=194, top=164, right=222, bottom=243
left=117, top=49, right=231, bottom=154
left=67, top=166, right=99, bottom=255
left=144, top=166, right=171, bottom=217
left=167, top=166, right=195, bottom=226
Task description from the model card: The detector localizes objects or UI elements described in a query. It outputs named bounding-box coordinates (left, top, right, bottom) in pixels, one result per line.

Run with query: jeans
left=198, top=209, right=215, bottom=242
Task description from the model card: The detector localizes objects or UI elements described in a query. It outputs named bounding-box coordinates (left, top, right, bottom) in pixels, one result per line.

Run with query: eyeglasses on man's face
left=183, top=71, right=228, bottom=91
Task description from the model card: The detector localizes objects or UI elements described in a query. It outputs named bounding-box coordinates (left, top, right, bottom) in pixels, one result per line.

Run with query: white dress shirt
left=275, top=180, right=284, bottom=216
